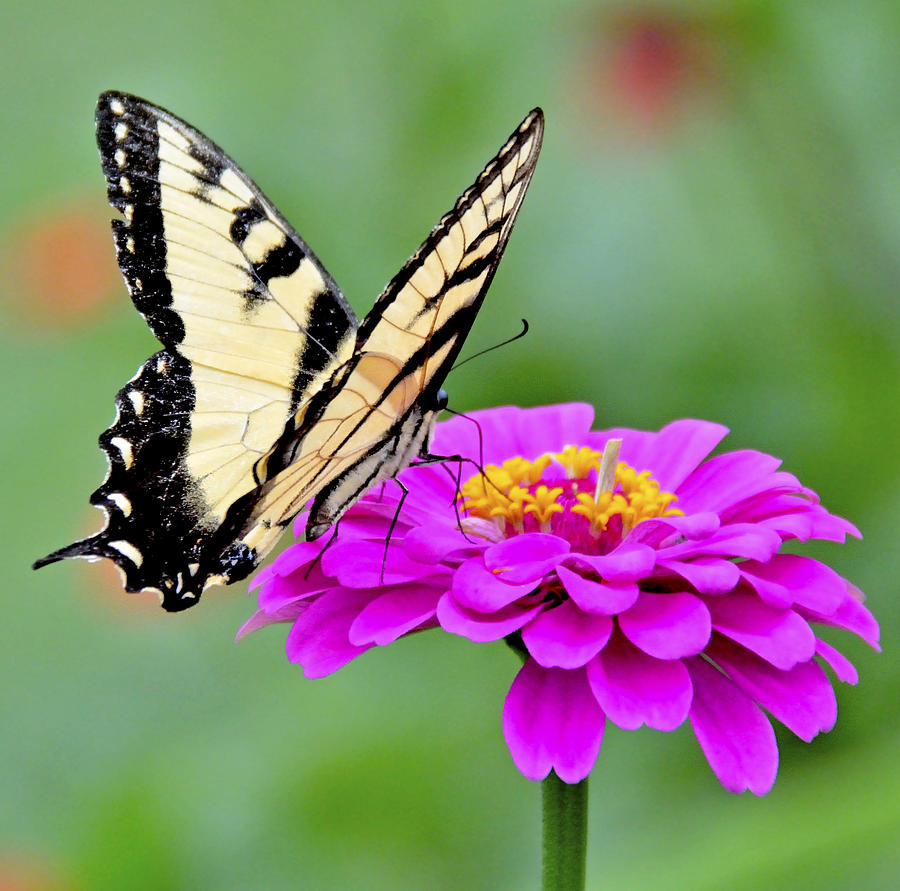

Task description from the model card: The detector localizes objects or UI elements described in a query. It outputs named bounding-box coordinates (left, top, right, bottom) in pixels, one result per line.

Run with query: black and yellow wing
left=237, top=108, right=544, bottom=549
left=34, top=93, right=543, bottom=610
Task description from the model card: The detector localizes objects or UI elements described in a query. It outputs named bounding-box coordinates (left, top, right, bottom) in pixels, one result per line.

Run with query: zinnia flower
left=240, top=403, right=879, bottom=795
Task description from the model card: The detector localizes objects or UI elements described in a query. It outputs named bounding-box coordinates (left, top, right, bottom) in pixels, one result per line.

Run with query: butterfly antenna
left=450, top=318, right=529, bottom=373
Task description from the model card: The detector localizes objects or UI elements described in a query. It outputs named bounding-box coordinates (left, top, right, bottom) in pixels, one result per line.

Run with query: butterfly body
left=34, top=92, right=543, bottom=610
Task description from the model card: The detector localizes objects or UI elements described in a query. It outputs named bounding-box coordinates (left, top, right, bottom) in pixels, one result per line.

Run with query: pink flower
left=240, top=404, right=879, bottom=795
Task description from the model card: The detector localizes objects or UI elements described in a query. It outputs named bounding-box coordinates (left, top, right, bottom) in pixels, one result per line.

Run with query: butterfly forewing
left=231, top=109, right=544, bottom=546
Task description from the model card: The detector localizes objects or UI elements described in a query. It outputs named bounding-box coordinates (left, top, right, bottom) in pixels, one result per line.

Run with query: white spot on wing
left=107, top=492, right=133, bottom=516
left=109, top=436, right=134, bottom=468
left=115, top=122, right=128, bottom=141
left=120, top=176, right=131, bottom=195
left=128, top=390, right=145, bottom=414
left=110, top=98, right=126, bottom=116
left=109, top=540, right=144, bottom=567
left=114, top=148, right=126, bottom=166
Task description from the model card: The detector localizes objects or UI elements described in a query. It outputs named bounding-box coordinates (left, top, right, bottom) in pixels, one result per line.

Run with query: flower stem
left=542, top=770, right=588, bottom=891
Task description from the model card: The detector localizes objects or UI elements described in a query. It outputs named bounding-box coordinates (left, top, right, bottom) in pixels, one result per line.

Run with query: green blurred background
left=2, top=0, right=897, bottom=888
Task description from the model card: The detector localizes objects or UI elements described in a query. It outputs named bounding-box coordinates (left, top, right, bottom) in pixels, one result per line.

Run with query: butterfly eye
left=434, top=388, right=449, bottom=412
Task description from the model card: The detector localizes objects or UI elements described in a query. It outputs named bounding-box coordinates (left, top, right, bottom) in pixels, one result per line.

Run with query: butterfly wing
left=34, top=92, right=358, bottom=609
left=230, top=108, right=544, bottom=547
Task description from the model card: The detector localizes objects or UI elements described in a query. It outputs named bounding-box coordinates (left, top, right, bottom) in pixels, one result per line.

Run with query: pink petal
left=705, top=593, right=816, bottom=669
left=502, top=660, right=605, bottom=783
left=437, top=592, right=544, bottom=642
left=235, top=601, right=307, bottom=640
left=687, top=656, right=778, bottom=795
left=556, top=565, right=639, bottom=615
left=815, top=639, right=859, bottom=684
left=450, top=558, right=539, bottom=612
left=625, top=517, right=681, bottom=548
left=267, top=540, right=324, bottom=578
left=658, top=523, right=782, bottom=563
left=676, top=450, right=786, bottom=514
left=657, top=557, right=740, bottom=595
left=732, top=492, right=860, bottom=542
left=322, top=540, right=448, bottom=587
left=521, top=599, right=613, bottom=669
left=707, top=637, right=836, bottom=741
left=740, top=555, right=847, bottom=613
left=576, top=543, right=656, bottom=583
left=433, top=403, right=595, bottom=468
left=586, top=633, right=692, bottom=731
left=285, top=588, right=375, bottom=678
left=349, top=584, right=443, bottom=646
left=619, top=591, right=711, bottom=659
left=403, top=524, right=483, bottom=564
left=484, top=533, right=570, bottom=583
left=799, top=588, right=881, bottom=651
left=257, top=569, right=332, bottom=613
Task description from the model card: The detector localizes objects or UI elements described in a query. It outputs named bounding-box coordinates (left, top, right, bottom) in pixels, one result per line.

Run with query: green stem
left=542, top=771, right=588, bottom=891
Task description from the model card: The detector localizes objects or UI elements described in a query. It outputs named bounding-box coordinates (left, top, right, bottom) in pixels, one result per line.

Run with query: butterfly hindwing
left=35, top=92, right=358, bottom=608
left=34, top=96, right=543, bottom=611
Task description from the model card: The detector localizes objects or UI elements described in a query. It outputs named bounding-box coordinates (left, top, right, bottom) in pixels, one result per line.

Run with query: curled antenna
left=451, top=318, right=529, bottom=372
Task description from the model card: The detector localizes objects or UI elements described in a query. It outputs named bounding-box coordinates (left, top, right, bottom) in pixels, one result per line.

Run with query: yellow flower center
left=459, top=443, right=682, bottom=547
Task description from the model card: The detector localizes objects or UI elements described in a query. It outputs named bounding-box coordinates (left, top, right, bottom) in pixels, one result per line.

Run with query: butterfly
left=33, top=91, right=543, bottom=611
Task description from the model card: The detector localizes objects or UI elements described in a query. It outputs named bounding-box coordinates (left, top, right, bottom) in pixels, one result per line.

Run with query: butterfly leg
left=380, top=478, right=409, bottom=584
left=304, top=522, right=341, bottom=581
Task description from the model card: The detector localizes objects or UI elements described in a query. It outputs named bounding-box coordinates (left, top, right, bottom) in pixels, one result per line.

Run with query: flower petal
left=322, top=540, right=448, bottom=587
left=433, top=403, right=596, bottom=467
left=586, top=633, right=692, bottom=731
left=557, top=565, right=639, bottom=615
left=705, top=593, right=816, bottom=669
left=734, top=492, right=860, bottom=543
left=657, top=557, right=740, bottom=595
left=522, top=599, right=613, bottom=669
left=450, top=558, right=539, bottom=612
left=619, top=591, right=711, bottom=659
left=676, top=450, right=787, bottom=514
left=235, top=601, right=307, bottom=640
left=437, top=592, right=543, bottom=642
left=502, top=659, right=605, bottom=783
left=707, top=636, right=837, bottom=741
left=740, top=555, right=847, bottom=613
left=258, top=569, right=332, bottom=613
left=404, top=524, right=483, bottom=564
left=266, top=540, right=324, bottom=578
left=798, top=587, right=881, bottom=651
left=658, top=523, right=782, bottom=563
left=687, top=656, right=778, bottom=795
left=285, top=588, right=375, bottom=678
left=484, top=533, right=570, bottom=583
left=815, top=639, right=858, bottom=684
left=349, top=584, right=443, bottom=646
left=576, top=543, right=656, bottom=583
